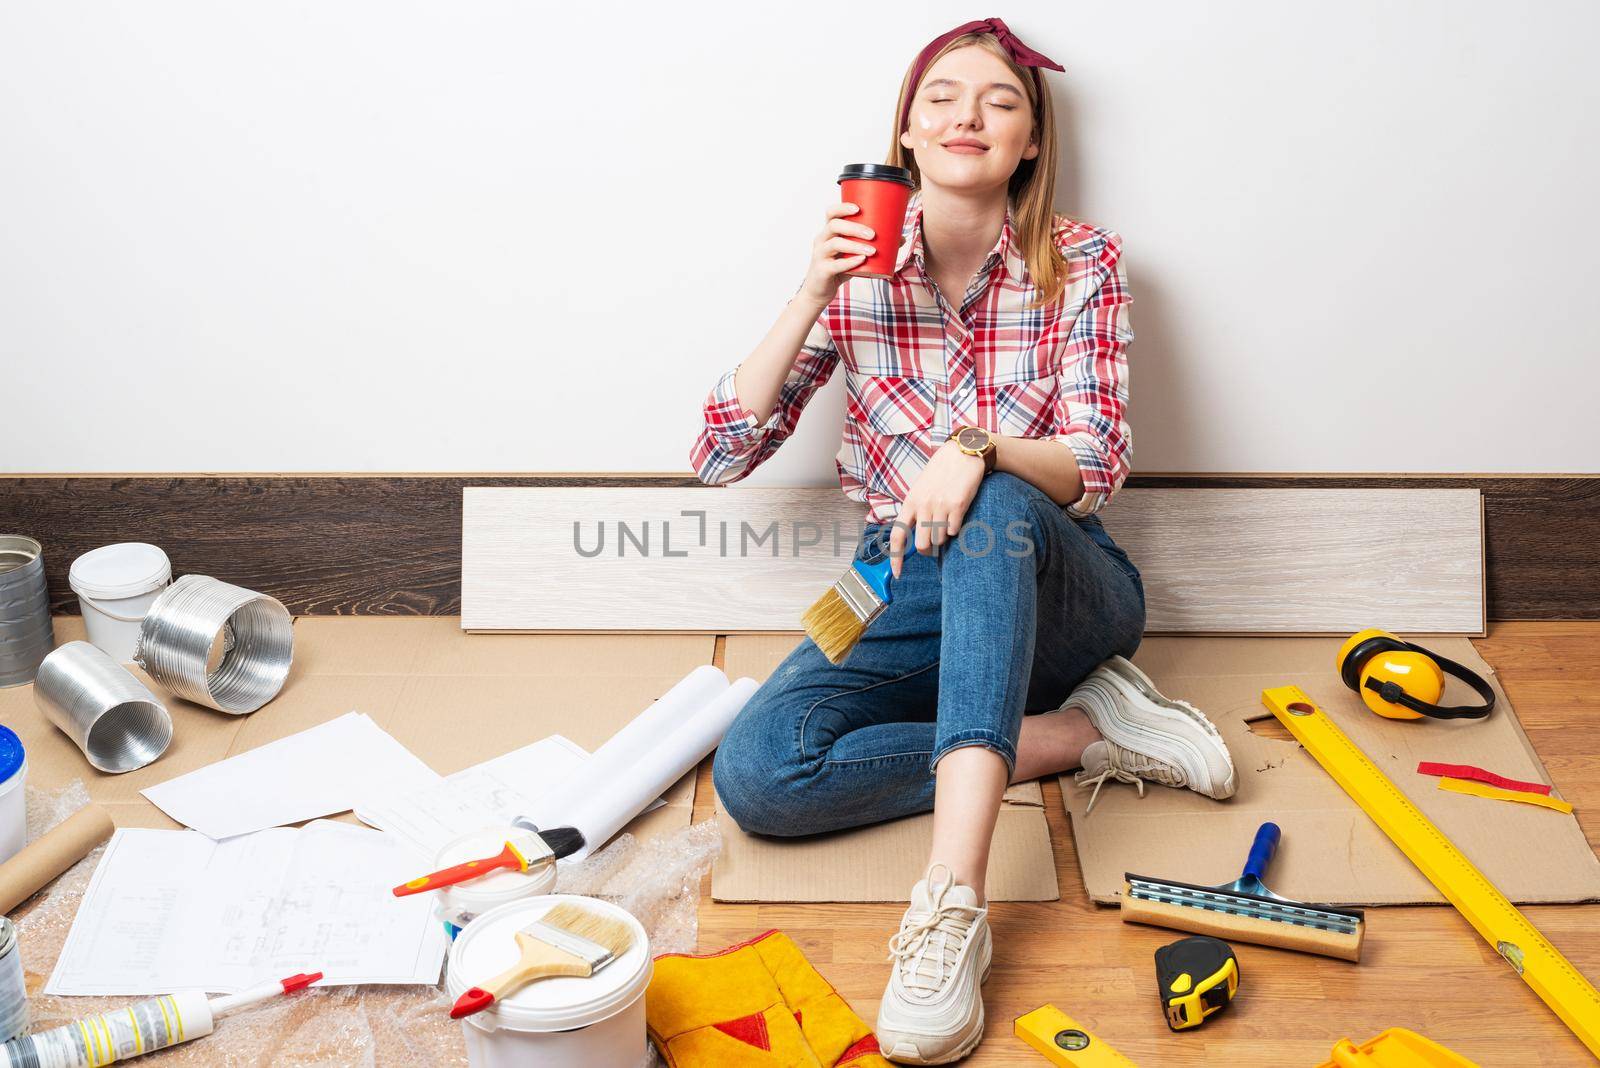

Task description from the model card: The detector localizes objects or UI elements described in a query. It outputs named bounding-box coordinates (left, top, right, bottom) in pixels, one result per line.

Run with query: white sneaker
left=875, top=864, right=992, bottom=1064
left=1068, top=655, right=1236, bottom=812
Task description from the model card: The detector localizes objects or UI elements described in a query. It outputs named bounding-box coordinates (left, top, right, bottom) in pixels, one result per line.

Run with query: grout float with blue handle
left=1120, top=821, right=1368, bottom=961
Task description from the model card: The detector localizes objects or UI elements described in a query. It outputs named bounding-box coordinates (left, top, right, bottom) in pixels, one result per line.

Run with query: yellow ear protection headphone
left=1335, top=628, right=1496, bottom=721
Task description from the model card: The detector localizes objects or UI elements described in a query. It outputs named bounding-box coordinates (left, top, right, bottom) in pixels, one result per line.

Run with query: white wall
left=2, top=1, right=1595, bottom=478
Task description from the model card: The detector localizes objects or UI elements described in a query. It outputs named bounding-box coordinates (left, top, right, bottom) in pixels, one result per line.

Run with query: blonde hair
left=886, top=32, right=1066, bottom=310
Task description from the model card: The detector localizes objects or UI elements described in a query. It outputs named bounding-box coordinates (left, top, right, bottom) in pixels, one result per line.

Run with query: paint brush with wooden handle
left=392, top=826, right=584, bottom=897
left=449, top=901, right=635, bottom=1019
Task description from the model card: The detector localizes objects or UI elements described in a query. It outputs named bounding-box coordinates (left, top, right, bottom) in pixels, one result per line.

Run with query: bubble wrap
left=9, top=787, right=721, bottom=1067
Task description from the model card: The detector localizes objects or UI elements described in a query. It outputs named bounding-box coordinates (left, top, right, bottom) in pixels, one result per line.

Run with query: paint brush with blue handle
left=802, top=537, right=917, bottom=664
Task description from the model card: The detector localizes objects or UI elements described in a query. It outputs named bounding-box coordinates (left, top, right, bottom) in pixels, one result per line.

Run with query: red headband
left=899, top=18, right=1064, bottom=135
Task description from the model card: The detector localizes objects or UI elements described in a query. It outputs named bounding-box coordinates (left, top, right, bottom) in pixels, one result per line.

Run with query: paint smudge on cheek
left=920, top=139, right=928, bottom=149
left=918, top=114, right=933, bottom=130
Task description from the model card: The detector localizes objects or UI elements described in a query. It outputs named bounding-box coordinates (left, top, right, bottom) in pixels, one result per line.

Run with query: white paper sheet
left=355, top=734, right=597, bottom=859
left=535, top=675, right=758, bottom=858
left=358, top=666, right=738, bottom=862
left=47, top=822, right=448, bottom=995
left=141, top=712, right=443, bottom=840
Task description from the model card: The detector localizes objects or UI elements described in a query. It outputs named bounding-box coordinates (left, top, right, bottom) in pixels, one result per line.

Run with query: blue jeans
left=713, top=472, right=1147, bottom=837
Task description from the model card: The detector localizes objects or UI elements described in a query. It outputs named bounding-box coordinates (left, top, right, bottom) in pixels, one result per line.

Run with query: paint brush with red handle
left=392, top=826, right=585, bottom=897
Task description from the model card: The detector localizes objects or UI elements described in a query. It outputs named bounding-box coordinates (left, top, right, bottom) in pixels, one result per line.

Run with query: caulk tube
left=0, top=972, right=320, bottom=1068
left=0, top=991, right=214, bottom=1068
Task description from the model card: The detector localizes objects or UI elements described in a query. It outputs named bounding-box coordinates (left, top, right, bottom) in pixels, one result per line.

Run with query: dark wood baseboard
left=3, top=475, right=1595, bottom=619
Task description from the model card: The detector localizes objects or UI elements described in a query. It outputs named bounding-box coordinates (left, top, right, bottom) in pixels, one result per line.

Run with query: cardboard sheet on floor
left=711, top=634, right=1058, bottom=903
left=1060, top=636, right=1600, bottom=905
left=1, top=617, right=715, bottom=844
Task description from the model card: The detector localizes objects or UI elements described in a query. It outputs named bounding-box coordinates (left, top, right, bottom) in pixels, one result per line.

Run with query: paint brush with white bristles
left=801, top=541, right=917, bottom=664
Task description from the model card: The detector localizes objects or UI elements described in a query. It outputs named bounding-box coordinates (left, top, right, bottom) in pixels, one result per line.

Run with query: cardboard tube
left=0, top=804, right=114, bottom=913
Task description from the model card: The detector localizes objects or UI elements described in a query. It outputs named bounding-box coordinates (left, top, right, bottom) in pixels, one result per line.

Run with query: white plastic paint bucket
left=434, top=827, right=559, bottom=940
left=446, top=895, right=652, bottom=1068
left=68, top=543, right=171, bottom=663
left=0, top=726, right=24, bottom=866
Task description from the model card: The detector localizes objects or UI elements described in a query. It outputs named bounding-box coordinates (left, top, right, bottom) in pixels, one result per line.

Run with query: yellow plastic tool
left=1437, top=775, right=1574, bottom=814
left=1014, top=1005, right=1138, bottom=1067
left=1316, top=1027, right=1476, bottom=1067
left=1264, top=685, right=1600, bottom=1059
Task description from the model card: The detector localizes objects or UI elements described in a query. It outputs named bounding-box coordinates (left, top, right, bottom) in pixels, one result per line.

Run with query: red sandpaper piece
left=1416, top=761, right=1552, bottom=795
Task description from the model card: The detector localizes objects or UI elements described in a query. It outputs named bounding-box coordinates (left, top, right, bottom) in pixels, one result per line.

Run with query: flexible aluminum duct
left=34, top=641, right=173, bottom=773
left=134, top=574, right=293, bottom=714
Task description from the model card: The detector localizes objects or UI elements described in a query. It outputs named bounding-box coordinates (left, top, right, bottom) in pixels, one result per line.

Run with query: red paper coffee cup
left=838, top=163, right=914, bottom=279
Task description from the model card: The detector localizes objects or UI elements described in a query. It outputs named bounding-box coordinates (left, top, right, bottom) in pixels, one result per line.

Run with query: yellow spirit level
left=1014, top=1004, right=1138, bottom=1066
left=1264, top=685, right=1600, bottom=1059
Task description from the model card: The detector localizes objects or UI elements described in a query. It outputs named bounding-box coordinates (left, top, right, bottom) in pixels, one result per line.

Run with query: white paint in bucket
left=434, top=827, right=559, bottom=939
left=0, top=726, right=25, bottom=866
left=68, top=543, right=171, bottom=663
left=446, top=895, right=652, bottom=1068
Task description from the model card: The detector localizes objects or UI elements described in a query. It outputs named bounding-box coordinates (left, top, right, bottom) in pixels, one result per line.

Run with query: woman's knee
left=712, top=746, right=812, bottom=837
left=944, top=472, right=1052, bottom=560
left=962, top=471, right=1040, bottom=530
left=712, top=695, right=814, bottom=837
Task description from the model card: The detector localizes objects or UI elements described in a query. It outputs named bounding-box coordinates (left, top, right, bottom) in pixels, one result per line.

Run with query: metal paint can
left=0, top=536, right=54, bottom=688
left=0, top=916, right=27, bottom=1042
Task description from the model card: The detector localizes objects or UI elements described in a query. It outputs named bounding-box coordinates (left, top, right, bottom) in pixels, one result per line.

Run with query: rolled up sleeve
left=689, top=313, right=839, bottom=485
left=1054, top=235, right=1134, bottom=518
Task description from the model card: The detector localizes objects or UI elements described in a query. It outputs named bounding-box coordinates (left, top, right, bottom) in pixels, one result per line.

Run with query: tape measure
left=1154, top=936, right=1238, bottom=1031
left=1263, top=685, right=1600, bottom=1058
left=1014, top=1005, right=1138, bottom=1066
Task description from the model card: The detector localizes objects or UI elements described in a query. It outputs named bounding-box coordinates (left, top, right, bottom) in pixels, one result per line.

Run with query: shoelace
left=1074, top=738, right=1187, bottom=814
left=887, top=868, right=986, bottom=995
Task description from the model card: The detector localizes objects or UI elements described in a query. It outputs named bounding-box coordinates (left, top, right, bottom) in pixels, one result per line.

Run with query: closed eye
left=929, top=97, right=1016, bottom=109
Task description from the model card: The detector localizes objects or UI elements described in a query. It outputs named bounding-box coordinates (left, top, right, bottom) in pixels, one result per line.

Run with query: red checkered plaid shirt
left=690, top=191, right=1133, bottom=525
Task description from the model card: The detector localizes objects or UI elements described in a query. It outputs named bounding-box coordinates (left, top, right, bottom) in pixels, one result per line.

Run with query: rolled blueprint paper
left=0, top=804, right=115, bottom=913
left=562, top=676, right=758, bottom=856
left=525, top=665, right=730, bottom=827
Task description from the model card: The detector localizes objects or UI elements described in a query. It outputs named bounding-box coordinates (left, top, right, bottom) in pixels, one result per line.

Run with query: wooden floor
left=689, top=622, right=1600, bottom=1067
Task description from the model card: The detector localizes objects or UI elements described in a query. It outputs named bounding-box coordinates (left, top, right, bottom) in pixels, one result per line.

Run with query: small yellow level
left=1014, top=1004, right=1138, bottom=1067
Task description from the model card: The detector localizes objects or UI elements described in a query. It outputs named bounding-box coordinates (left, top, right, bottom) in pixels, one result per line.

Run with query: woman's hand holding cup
left=799, top=203, right=877, bottom=305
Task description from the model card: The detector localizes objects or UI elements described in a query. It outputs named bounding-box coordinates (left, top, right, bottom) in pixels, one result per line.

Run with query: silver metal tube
left=134, top=574, right=293, bottom=714
left=34, top=641, right=173, bottom=774
left=0, top=536, right=55, bottom=688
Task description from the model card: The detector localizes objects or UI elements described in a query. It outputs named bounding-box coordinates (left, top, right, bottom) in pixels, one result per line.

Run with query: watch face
left=957, top=426, right=987, bottom=450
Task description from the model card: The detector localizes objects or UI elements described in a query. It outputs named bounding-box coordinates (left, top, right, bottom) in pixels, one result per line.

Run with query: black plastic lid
left=837, top=163, right=915, bottom=188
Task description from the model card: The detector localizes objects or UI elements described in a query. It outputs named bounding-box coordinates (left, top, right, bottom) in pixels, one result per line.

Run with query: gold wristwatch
left=951, top=425, right=997, bottom=474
